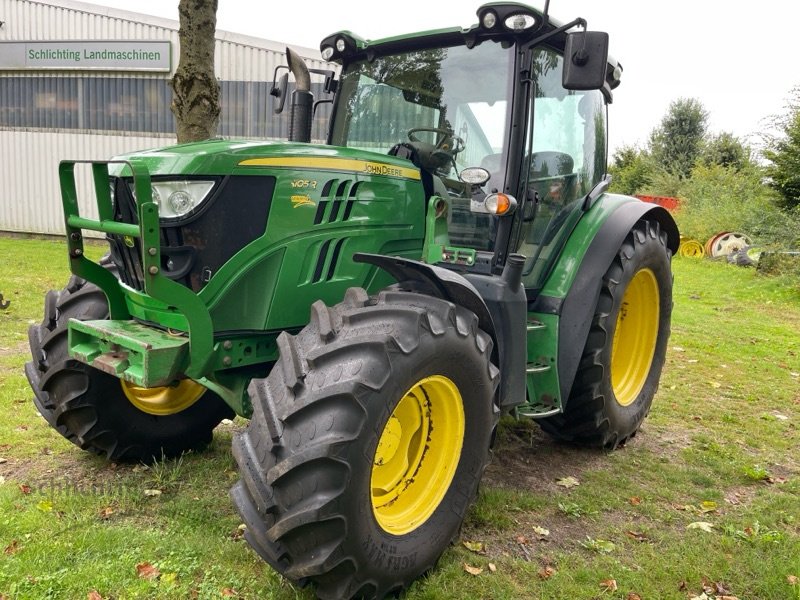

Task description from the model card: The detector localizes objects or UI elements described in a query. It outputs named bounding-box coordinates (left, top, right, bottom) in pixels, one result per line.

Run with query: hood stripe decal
left=238, top=157, right=421, bottom=180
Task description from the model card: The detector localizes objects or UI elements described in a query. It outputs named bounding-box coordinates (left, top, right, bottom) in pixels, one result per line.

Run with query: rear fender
left=531, top=196, right=678, bottom=406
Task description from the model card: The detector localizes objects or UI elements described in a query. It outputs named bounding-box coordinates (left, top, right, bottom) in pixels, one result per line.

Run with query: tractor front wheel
left=540, top=218, right=673, bottom=448
left=231, top=289, right=498, bottom=599
left=25, top=260, right=234, bottom=462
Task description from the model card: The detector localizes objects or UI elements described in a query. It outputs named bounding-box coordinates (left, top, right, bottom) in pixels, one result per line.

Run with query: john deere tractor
left=26, top=3, right=677, bottom=598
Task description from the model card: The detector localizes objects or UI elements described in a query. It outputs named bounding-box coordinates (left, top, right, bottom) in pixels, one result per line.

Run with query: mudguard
left=352, top=252, right=524, bottom=402
left=531, top=198, right=679, bottom=406
left=353, top=252, right=496, bottom=341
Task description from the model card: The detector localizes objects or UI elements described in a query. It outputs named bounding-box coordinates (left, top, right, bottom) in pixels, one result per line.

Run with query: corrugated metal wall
left=0, top=130, right=174, bottom=236
left=0, top=0, right=333, bottom=236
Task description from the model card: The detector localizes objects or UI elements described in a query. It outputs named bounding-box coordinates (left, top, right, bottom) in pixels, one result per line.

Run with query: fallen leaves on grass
left=98, top=507, right=114, bottom=520
left=537, top=565, right=556, bottom=580
left=687, top=521, right=714, bottom=533
left=0, top=458, right=7, bottom=464
left=463, top=563, right=483, bottom=576
left=136, top=562, right=161, bottom=580
left=625, top=530, right=649, bottom=542
left=488, top=563, right=497, bottom=573
left=462, top=540, right=485, bottom=554
left=626, top=594, right=642, bottom=600
left=599, top=578, right=617, bottom=591
left=555, top=476, right=580, bottom=489
left=693, top=578, right=739, bottom=599
left=87, top=591, right=103, bottom=600
left=765, top=475, right=788, bottom=484
left=788, top=574, right=798, bottom=585
left=221, top=588, right=238, bottom=597
left=3, top=540, right=19, bottom=555
left=143, top=489, right=162, bottom=497
left=18, top=484, right=31, bottom=495
left=629, top=496, right=642, bottom=506
left=231, top=524, right=246, bottom=541
left=532, top=526, right=550, bottom=539
left=36, top=499, right=53, bottom=512
left=580, top=537, right=616, bottom=553
left=699, top=500, right=718, bottom=513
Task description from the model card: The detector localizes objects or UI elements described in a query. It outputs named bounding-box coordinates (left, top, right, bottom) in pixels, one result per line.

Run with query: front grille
left=108, top=178, right=146, bottom=291
left=107, top=175, right=275, bottom=292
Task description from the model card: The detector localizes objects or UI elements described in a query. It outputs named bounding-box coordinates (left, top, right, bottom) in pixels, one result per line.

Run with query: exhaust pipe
left=286, top=47, right=313, bottom=143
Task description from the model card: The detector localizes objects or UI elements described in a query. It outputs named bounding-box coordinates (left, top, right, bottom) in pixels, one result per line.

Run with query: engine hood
left=110, top=139, right=421, bottom=181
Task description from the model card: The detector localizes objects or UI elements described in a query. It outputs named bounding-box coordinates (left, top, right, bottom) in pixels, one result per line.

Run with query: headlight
left=128, top=180, right=216, bottom=220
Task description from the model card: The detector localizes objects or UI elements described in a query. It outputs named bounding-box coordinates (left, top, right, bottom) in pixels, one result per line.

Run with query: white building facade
left=0, top=0, right=331, bottom=235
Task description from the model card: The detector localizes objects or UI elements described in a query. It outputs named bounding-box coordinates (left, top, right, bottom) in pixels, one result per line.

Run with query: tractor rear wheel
left=540, top=218, right=673, bottom=448
left=231, top=289, right=498, bottom=599
left=25, top=258, right=233, bottom=461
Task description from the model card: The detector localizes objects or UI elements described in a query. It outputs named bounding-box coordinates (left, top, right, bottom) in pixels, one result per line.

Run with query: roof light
left=504, top=13, right=536, bottom=32
left=460, top=167, right=491, bottom=186
left=481, top=10, right=497, bottom=29
left=335, top=38, right=346, bottom=52
left=321, top=45, right=334, bottom=60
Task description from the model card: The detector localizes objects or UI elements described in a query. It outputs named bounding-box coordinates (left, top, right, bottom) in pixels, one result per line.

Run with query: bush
left=674, top=163, right=800, bottom=248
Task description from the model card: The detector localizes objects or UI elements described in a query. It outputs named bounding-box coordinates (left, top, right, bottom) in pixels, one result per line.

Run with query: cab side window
left=517, top=47, right=608, bottom=289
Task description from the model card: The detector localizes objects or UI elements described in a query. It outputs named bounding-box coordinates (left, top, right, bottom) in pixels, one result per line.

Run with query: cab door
left=512, top=46, right=608, bottom=295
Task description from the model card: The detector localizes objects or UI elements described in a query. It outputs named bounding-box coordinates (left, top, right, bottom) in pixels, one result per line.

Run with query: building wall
left=0, top=0, right=333, bottom=236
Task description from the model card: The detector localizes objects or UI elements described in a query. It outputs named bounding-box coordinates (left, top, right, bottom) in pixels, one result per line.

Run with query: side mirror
left=271, top=71, right=289, bottom=114
left=562, top=31, right=609, bottom=91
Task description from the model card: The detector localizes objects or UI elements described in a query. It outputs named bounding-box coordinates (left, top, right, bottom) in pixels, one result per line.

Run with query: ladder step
left=526, top=362, right=551, bottom=374
left=517, top=406, right=561, bottom=419
left=526, top=319, right=546, bottom=332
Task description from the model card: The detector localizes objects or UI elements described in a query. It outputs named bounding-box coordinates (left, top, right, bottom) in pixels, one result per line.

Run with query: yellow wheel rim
left=610, top=268, right=660, bottom=407
left=371, top=375, right=465, bottom=535
left=121, top=379, right=206, bottom=416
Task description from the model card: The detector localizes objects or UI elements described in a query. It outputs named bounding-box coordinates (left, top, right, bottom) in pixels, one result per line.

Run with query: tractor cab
left=319, top=3, right=620, bottom=295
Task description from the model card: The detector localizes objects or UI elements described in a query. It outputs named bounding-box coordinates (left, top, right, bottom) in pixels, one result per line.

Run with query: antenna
left=543, top=0, right=550, bottom=25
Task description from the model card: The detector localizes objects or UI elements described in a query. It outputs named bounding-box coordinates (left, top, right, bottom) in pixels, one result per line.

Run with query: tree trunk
left=170, top=0, right=220, bottom=143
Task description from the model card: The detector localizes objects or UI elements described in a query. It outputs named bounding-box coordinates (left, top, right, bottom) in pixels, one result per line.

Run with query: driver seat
left=388, top=142, right=449, bottom=200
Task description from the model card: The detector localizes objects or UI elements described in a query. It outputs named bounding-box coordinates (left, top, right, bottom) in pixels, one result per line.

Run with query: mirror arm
left=312, top=98, right=333, bottom=117
left=527, top=17, right=586, bottom=51
left=521, top=17, right=587, bottom=84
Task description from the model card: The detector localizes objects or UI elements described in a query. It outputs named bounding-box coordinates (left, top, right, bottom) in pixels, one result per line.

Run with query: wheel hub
left=371, top=375, right=465, bottom=535
left=121, top=379, right=206, bottom=416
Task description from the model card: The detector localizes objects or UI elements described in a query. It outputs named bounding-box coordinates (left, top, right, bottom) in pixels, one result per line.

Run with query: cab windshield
left=330, top=41, right=513, bottom=182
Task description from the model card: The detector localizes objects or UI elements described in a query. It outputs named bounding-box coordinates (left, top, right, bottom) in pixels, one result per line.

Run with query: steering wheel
left=407, top=127, right=466, bottom=156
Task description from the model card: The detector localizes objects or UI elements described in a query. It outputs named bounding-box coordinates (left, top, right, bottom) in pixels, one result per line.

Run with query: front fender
left=352, top=253, right=496, bottom=343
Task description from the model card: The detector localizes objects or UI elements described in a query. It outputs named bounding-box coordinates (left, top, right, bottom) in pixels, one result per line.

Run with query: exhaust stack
left=286, top=47, right=313, bottom=143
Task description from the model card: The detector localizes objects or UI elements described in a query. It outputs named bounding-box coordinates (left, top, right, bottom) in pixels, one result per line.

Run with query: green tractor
left=26, top=3, right=677, bottom=598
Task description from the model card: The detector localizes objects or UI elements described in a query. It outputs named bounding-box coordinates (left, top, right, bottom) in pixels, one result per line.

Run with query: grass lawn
left=1, top=236, right=798, bottom=600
